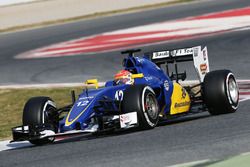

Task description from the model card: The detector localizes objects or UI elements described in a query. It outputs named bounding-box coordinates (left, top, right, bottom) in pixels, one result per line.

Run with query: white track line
left=0, top=140, right=32, bottom=151
left=239, top=98, right=250, bottom=102
left=168, top=159, right=211, bottom=167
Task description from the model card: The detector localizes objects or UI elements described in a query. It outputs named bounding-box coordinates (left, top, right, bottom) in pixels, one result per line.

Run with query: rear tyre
left=23, top=97, right=58, bottom=145
left=202, top=70, right=239, bottom=115
left=122, top=85, right=159, bottom=129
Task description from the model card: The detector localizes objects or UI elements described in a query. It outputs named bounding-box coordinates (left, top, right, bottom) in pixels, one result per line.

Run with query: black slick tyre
left=23, top=96, right=58, bottom=145
left=202, top=70, right=239, bottom=115
left=122, top=85, right=159, bottom=129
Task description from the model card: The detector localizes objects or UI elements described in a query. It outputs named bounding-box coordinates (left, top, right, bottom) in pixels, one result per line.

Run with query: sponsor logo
left=145, top=76, right=153, bottom=81
left=193, top=48, right=199, bottom=57
left=174, top=48, right=193, bottom=57
left=174, top=101, right=190, bottom=108
left=119, top=112, right=138, bottom=128
left=152, top=51, right=169, bottom=59
left=76, top=96, right=95, bottom=107
left=203, top=50, right=207, bottom=61
left=78, top=96, right=94, bottom=100
left=164, top=80, right=170, bottom=91
left=200, top=63, right=208, bottom=74
left=120, top=115, right=131, bottom=124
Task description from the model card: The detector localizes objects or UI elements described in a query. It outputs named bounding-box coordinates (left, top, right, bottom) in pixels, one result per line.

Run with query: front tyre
left=202, top=70, right=239, bottom=115
left=122, top=85, right=159, bottom=129
left=23, top=97, right=58, bottom=145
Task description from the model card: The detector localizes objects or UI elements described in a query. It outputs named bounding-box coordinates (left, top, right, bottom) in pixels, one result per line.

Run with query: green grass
left=0, top=87, right=83, bottom=141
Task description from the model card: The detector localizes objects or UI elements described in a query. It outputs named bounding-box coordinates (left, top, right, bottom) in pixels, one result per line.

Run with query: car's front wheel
left=23, top=96, right=58, bottom=145
left=122, top=85, right=159, bottom=129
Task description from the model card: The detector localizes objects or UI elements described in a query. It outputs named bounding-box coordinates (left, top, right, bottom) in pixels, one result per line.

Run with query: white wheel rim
left=228, top=77, right=238, bottom=104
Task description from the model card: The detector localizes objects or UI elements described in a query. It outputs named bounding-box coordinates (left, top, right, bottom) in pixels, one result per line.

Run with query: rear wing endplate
left=146, top=46, right=209, bottom=82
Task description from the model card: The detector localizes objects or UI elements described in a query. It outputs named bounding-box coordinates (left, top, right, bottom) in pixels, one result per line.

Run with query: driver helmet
left=114, top=70, right=134, bottom=85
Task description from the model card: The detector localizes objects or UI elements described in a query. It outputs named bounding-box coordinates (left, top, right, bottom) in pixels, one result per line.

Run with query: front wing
left=11, top=112, right=138, bottom=142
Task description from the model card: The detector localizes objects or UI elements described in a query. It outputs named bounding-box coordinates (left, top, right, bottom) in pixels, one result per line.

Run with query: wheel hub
left=228, top=77, right=239, bottom=104
left=145, top=94, right=158, bottom=119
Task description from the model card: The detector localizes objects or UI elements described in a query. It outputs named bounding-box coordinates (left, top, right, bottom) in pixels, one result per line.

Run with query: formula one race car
left=12, top=46, right=239, bottom=145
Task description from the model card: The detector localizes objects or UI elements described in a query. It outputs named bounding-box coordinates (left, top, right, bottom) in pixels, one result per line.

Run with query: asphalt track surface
left=0, top=0, right=250, bottom=84
left=1, top=0, right=250, bottom=166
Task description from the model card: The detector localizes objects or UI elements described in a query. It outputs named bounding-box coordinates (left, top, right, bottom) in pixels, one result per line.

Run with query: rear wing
left=146, top=46, right=209, bottom=82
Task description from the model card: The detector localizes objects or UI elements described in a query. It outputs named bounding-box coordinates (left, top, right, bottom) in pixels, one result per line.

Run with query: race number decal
left=76, top=100, right=89, bottom=107
left=115, top=90, right=124, bottom=101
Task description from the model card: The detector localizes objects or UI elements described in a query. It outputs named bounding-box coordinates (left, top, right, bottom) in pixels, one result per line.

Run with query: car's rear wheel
left=23, top=97, right=58, bottom=145
left=202, top=70, right=239, bottom=115
left=122, top=85, right=159, bottom=129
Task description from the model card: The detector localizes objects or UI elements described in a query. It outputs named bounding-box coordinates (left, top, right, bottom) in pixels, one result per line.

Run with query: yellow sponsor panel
left=170, top=83, right=191, bottom=115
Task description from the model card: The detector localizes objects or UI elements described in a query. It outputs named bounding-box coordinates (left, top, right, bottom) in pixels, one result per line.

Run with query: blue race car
left=12, top=46, right=239, bottom=145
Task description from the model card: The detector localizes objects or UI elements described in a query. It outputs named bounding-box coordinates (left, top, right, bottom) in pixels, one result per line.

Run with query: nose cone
left=59, top=86, right=124, bottom=132
left=61, top=95, right=96, bottom=131
left=66, top=98, right=94, bottom=126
